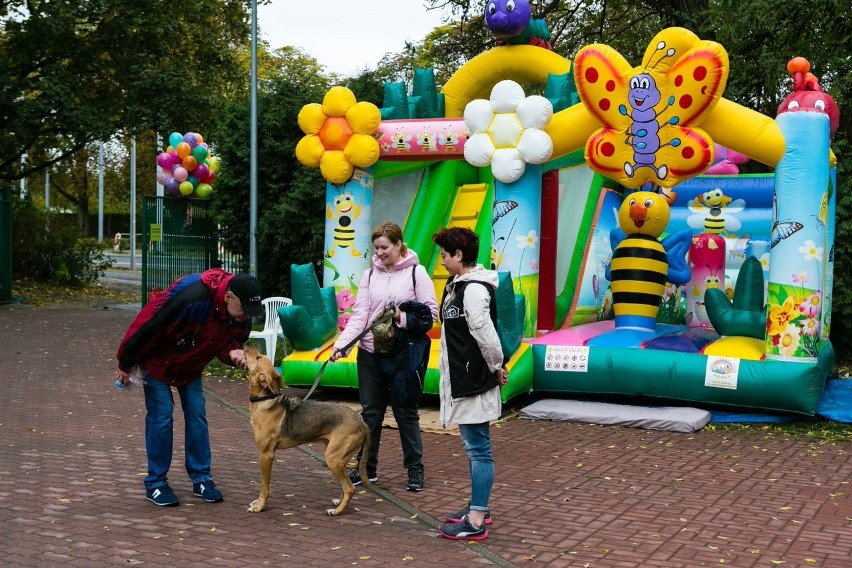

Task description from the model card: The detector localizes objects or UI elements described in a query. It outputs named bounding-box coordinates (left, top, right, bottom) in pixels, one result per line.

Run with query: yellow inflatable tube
left=704, top=99, right=785, bottom=167
left=442, top=45, right=571, bottom=117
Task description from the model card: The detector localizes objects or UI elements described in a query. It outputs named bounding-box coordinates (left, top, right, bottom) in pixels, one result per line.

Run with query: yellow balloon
left=179, top=181, right=194, bottom=196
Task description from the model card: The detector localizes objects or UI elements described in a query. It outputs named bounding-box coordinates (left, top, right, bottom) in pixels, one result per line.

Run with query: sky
left=257, top=0, right=450, bottom=76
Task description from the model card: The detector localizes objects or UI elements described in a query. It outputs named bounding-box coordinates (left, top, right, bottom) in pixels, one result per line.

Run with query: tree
left=1, top=0, right=251, bottom=182
left=427, top=0, right=851, bottom=356
left=208, top=48, right=330, bottom=297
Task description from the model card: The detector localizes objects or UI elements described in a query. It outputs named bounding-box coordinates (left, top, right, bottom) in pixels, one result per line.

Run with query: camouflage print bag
left=371, top=306, right=397, bottom=354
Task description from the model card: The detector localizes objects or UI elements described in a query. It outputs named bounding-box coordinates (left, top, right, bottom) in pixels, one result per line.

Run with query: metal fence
left=141, top=196, right=245, bottom=306
left=0, top=186, right=11, bottom=304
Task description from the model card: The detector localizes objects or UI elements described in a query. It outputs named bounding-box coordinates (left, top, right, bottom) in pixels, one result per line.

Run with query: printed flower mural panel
left=764, top=283, right=822, bottom=359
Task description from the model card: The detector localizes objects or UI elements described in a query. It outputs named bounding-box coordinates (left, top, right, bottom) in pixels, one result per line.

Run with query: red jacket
left=116, top=269, right=251, bottom=386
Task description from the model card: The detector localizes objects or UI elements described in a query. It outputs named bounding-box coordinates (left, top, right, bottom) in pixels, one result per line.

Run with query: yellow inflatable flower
left=295, top=86, right=381, bottom=184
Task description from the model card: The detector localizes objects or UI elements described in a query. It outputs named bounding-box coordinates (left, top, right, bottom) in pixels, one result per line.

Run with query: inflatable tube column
left=764, top=112, right=829, bottom=360
left=323, top=167, right=373, bottom=291
left=494, top=165, right=542, bottom=338
left=821, top=166, right=837, bottom=340
left=686, top=233, right=726, bottom=327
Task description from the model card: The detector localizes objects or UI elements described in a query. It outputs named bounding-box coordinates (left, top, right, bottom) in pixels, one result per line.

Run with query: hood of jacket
left=372, top=249, right=421, bottom=273
left=200, top=268, right=233, bottom=319
left=450, top=264, right=500, bottom=289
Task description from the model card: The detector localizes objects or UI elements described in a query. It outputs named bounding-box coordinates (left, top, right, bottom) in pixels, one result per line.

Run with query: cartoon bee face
left=333, top=192, right=355, bottom=215
left=618, top=191, right=670, bottom=238
left=574, top=27, right=729, bottom=189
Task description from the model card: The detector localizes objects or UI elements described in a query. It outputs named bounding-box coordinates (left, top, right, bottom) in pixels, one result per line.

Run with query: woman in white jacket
left=432, top=227, right=508, bottom=541
left=329, top=222, right=438, bottom=492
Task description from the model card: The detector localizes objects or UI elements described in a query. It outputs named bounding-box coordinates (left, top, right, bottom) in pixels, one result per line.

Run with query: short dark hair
left=432, top=227, right=479, bottom=266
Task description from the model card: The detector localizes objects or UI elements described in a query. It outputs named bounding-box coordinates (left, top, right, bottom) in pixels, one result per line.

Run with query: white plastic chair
left=249, top=296, right=292, bottom=363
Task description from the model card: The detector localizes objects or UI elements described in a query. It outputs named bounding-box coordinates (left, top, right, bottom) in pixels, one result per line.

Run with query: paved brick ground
left=1, top=299, right=850, bottom=567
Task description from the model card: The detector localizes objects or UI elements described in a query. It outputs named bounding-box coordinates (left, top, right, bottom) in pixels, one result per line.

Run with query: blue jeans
left=458, top=422, right=494, bottom=512
left=142, top=374, right=212, bottom=490
left=355, top=350, right=423, bottom=475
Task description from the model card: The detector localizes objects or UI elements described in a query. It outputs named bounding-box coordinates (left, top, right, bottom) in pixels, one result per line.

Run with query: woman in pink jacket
left=330, top=222, right=438, bottom=492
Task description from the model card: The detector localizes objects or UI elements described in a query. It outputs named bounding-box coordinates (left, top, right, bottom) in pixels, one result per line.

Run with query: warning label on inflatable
left=543, top=346, right=589, bottom=373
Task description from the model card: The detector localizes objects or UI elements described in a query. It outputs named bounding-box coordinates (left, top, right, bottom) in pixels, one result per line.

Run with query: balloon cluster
left=156, top=131, right=220, bottom=198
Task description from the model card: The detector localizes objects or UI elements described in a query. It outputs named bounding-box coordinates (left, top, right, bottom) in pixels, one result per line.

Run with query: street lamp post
left=249, top=0, right=258, bottom=277
left=98, top=142, right=104, bottom=242
left=130, top=136, right=137, bottom=270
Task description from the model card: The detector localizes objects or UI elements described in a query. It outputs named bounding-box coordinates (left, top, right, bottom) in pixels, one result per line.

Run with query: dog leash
left=302, top=310, right=394, bottom=401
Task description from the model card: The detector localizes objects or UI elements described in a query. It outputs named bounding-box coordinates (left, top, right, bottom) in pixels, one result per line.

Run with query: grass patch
left=705, top=420, right=852, bottom=442
left=204, top=358, right=249, bottom=381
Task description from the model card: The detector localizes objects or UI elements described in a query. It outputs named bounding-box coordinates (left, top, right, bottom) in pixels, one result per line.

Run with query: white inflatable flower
left=463, top=80, right=553, bottom=183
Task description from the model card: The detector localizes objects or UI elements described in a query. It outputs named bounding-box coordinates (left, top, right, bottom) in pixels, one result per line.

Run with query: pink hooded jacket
left=333, top=250, right=438, bottom=354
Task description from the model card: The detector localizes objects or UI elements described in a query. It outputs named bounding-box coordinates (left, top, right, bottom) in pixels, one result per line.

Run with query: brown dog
left=244, top=344, right=371, bottom=516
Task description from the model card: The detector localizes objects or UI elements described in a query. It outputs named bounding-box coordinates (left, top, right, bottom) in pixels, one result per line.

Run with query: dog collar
left=250, top=393, right=283, bottom=403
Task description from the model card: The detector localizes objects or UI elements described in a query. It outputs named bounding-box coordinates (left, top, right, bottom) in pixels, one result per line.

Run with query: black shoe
left=439, top=515, right=488, bottom=541
left=406, top=468, right=424, bottom=492
left=446, top=506, right=492, bottom=525
left=347, top=468, right=377, bottom=486
left=146, top=484, right=179, bottom=507
left=192, top=480, right=224, bottom=503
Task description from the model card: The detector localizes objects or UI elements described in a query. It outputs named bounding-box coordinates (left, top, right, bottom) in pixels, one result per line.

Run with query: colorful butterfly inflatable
left=574, top=27, right=729, bottom=189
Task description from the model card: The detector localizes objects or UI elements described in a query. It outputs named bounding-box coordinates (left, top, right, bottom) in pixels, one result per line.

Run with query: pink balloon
left=173, top=167, right=188, bottom=182
left=170, top=149, right=181, bottom=165
left=156, top=170, right=170, bottom=185
left=157, top=152, right=172, bottom=169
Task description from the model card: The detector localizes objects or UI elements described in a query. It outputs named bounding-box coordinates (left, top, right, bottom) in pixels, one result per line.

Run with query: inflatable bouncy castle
left=282, top=4, right=839, bottom=416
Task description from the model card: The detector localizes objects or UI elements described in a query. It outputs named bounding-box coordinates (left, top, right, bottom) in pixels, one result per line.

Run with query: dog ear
left=259, top=371, right=280, bottom=394
left=273, top=368, right=285, bottom=391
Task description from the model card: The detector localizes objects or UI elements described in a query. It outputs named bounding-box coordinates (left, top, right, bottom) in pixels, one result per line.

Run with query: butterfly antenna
left=502, top=219, right=517, bottom=254
left=644, top=41, right=677, bottom=71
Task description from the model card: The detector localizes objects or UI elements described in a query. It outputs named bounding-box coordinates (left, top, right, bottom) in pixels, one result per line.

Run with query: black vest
left=440, top=280, right=499, bottom=398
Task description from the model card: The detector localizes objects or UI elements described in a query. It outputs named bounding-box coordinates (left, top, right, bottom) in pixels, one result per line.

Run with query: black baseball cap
left=228, top=274, right=264, bottom=318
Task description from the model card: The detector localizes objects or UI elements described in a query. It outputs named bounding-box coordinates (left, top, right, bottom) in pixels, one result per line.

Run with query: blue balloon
left=165, top=177, right=181, bottom=196
left=183, top=132, right=198, bottom=148
left=168, top=132, right=183, bottom=149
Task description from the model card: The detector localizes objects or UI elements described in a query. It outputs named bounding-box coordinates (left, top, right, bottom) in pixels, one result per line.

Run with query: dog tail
left=358, top=422, right=372, bottom=487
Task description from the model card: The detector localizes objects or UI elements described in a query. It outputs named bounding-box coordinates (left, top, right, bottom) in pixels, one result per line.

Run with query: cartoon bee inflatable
left=687, top=187, right=745, bottom=235
left=326, top=191, right=363, bottom=258
left=608, top=190, right=692, bottom=331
